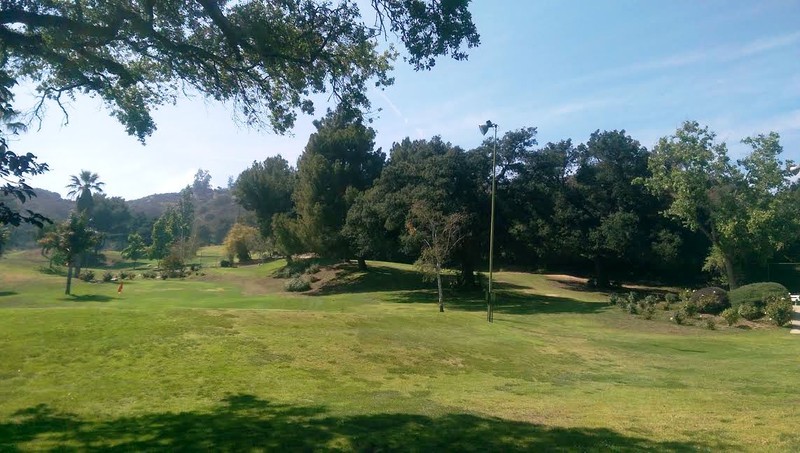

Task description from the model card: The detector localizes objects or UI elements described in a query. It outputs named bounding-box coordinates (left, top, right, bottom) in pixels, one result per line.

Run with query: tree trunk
left=65, top=264, right=73, bottom=295
left=594, top=258, right=610, bottom=288
left=459, top=258, right=476, bottom=288
left=722, top=251, right=738, bottom=290
left=357, top=256, right=367, bottom=271
left=74, top=253, right=83, bottom=278
left=436, top=263, right=444, bottom=312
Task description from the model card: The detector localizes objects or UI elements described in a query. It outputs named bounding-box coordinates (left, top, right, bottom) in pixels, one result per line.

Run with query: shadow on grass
left=311, top=263, right=431, bottom=295
left=0, top=291, right=18, bottom=297
left=314, top=264, right=608, bottom=315
left=59, top=294, right=115, bottom=303
left=0, top=395, right=723, bottom=452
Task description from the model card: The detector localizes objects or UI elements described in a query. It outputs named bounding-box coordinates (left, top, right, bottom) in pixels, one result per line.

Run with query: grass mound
left=729, top=282, right=789, bottom=308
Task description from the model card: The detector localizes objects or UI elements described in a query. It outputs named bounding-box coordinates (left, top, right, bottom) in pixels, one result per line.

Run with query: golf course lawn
left=1, top=248, right=798, bottom=451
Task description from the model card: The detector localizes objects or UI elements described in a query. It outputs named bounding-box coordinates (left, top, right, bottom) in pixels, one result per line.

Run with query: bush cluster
left=689, top=287, right=729, bottom=314
left=284, top=277, right=311, bottom=292
left=79, top=270, right=95, bottom=282
left=764, top=296, right=793, bottom=326
left=729, top=282, right=789, bottom=309
left=274, top=260, right=316, bottom=278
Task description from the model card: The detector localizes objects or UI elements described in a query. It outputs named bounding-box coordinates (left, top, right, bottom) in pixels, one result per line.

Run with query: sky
left=9, top=0, right=800, bottom=201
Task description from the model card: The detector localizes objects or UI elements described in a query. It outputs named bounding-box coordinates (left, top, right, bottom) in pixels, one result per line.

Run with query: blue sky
left=11, top=0, right=800, bottom=200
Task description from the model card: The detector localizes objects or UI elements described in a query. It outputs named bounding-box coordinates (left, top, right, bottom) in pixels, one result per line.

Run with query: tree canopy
left=1, top=0, right=479, bottom=141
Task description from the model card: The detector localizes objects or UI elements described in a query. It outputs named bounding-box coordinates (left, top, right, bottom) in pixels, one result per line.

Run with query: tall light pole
left=479, top=120, right=498, bottom=323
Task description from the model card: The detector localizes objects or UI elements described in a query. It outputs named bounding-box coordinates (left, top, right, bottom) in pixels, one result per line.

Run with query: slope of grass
left=1, top=249, right=798, bottom=451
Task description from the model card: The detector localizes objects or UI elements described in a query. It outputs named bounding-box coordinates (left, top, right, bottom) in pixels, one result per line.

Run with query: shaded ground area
left=314, top=263, right=609, bottom=315
left=0, top=395, right=720, bottom=452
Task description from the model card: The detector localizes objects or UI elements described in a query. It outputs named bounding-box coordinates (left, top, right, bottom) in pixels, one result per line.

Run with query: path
left=791, top=305, right=800, bottom=335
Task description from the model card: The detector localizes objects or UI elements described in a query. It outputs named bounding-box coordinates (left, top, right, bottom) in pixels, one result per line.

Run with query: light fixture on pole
left=479, top=120, right=498, bottom=323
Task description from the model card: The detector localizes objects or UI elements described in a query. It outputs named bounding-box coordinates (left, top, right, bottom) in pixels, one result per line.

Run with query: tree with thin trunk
left=66, top=170, right=105, bottom=215
left=406, top=202, right=467, bottom=312
left=38, top=213, right=101, bottom=295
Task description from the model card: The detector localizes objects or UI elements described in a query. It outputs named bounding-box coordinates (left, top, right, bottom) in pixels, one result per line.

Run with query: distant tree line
left=233, top=107, right=800, bottom=290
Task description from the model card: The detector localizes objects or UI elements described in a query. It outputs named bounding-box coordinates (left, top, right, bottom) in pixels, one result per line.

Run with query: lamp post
left=479, top=120, right=498, bottom=323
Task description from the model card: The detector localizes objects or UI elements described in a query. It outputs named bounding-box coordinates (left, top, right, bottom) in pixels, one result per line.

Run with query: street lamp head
left=479, top=120, right=497, bottom=136
left=790, top=164, right=800, bottom=175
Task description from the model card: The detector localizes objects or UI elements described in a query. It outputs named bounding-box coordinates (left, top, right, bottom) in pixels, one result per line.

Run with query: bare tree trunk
left=722, top=251, right=738, bottom=290
left=436, top=263, right=444, bottom=312
left=65, top=264, right=73, bottom=295
left=357, top=256, right=367, bottom=271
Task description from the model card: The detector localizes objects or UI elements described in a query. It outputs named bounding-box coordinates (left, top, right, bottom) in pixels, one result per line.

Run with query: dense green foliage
left=764, top=296, right=793, bottom=326
left=729, top=282, right=789, bottom=308
left=690, top=287, right=730, bottom=314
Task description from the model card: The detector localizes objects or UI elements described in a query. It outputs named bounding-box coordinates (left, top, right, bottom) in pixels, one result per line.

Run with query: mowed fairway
left=1, top=249, right=798, bottom=451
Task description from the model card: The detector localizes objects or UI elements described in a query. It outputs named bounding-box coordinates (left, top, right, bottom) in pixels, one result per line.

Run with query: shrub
left=274, top=260, right=314, bottom=278
left=284, top=277, right=311, bottom=292
left=119, top=271, right=130, bottom=280
left=102, top=271, right=114, bottom=282
left=720, top=307, right=740, bottom=326
left=764, top=296, right=793, bottom=326
left=626, top=291, right=639, bottom=305
left=738, top=301, right=763, bottom=321
left=79, top=270, right=95, bottom=282
left=142, top=271, right=157, bottom=279
left=642, top=304, right=656, bottom=320
left=729, top=282, right=789, bottom=309
left=664, top=293, right=679, bottom=304
left=682, top=301, right=699, bottom=318
left=672, top=311, right=685, bottom=325
left=220, top=260, right=233, bottom=268
left=609, top=293, right=622, bottom=306
left=161, top=253, right=184, bottom=271
left=643, top=295, right=658, bottom=306
left=306, top=264, right=321, bottom=275
left=690, top=287, right=729, bottom=314
left=704, top=318, right=716, bottom=330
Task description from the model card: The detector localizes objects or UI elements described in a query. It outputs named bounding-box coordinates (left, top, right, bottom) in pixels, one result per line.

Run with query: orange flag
left=117, top=282, right=124, bottom=294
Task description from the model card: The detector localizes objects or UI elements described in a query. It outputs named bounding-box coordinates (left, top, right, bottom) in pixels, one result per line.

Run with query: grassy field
left=1, top=248, right=798, bottom=451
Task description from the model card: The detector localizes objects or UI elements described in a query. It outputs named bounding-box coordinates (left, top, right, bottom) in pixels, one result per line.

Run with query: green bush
left=764, top=296, right=793, bottom=326
left=720, top=307, right=740, bottom=326
left=729, top=282, right=789, bottom=309
left=664, top=293, right=679, bottom=304
left=102, top=271, right=114, bottom=282
left=306, top=264, right=321, bottom=275
left=142, top=271, right=157, bottom=279
left=79, top=270, right=95, bottom=282
left=284, top=277, right=311, bottom=292
left=690, top=287, right=729, bottom=314
left=672, top=311, right=685, bottom=325
left=738, top=302, right=763, bottom=321
left=704, top=318, right=716, bottom=330
left=274, top=260, right=314, bottom=278
left=220, top=260, right=233, bottom=268
left=682, top=301, right=699, bottom=318
left=609, top=293, right=622, bottom=306
left=641, top=304, right=656, bottom=320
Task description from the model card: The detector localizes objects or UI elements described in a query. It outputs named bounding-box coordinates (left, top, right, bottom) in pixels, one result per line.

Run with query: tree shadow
left=0, top=395, right=727, bottom=452
left=0, top=291, right=18, bottom=297
left=59, top=294, right=114, bottom=303
left=311, top=263, right=432, bottom=295
left=386, top=289, right=609, bottom=315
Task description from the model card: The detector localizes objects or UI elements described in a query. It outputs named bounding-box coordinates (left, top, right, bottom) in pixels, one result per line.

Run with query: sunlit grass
left=1, top=247, right=798, bottom=451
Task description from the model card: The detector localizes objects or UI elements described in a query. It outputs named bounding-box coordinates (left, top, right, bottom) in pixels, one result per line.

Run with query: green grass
left=1, top=248, right=798, bottom=451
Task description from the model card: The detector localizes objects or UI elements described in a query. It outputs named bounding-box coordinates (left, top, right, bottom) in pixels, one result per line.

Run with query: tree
left=121, top=233, right=146, bottom=269
left=2, top=1, right=479, bottom=142
left=233, top=156, right=295, bottom=238
left=38, top=213, right=101, bottom=295
left=0, top=72, right=49, bottom=228
left=223, top=223, right=264, bottom=263
left=271, top=213, right=304, bottom=264
left=644, top=122, right=798, bottom=288
left=149, top=212, right=174, bottom=263
left=66, top=170, right=105, bottom=214
left=405, top=202, right=466, bottom=312
left=192, top=169, right=214, bottom=200
left=294, top=107, right=385, bottom=258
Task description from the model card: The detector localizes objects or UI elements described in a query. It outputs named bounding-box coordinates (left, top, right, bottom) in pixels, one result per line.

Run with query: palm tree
left=66, top=170, right=105, bottom=214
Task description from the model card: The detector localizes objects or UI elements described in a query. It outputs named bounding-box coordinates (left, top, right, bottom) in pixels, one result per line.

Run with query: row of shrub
left=79, top=270, right=137, bottom=282
left=609, top=281, right=795, bottom=327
